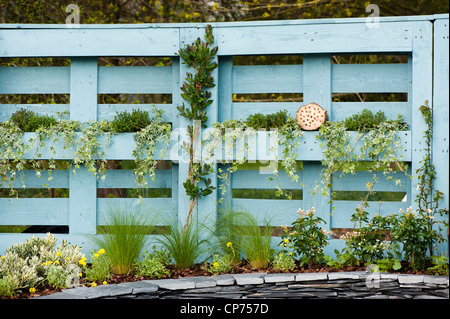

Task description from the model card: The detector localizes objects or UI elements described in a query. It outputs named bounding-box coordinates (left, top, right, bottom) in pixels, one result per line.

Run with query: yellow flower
left=79, top=258, right=87, bottom=267
left=213, top=262, right=219, bottom=268
left=103, top=281, right=108, bottom=285
left=91, top=282, right=97, bottom=287
left=226, top=242, right=233, bottom=248
left=98, top=249, right=105, bottom=255
left=212, top=2, right=218, bottom=10
left=48, top=261, right=53, bottom=265
left=29, top=287, right=36, bottom=294
left=262, top=12, right=270, bottom=18
left=94, top=253, right=99, bottom=258
left=284, top=238, right=290, bottom=244
left=42, top=262, right=47, bottom=266
left=289, top=252, right=293, bottom=256
left=56, top=251, right=62, bottom=257
left=54, top=260, right=60, bottom=264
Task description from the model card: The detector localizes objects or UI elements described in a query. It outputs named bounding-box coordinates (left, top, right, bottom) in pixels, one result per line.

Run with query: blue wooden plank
left=69, top=57, right=98, bottom=235
left=232, top=198, right=302, bottom=226
left=98, top=169, right=171, bottom=189
left=231, top=169, right=303, bottom=190
left=98, top=66, right=172, bottom=94
left=0, top=198, right=69, bottom=225
left=216, top=22, right=413, bottom=55
left=432, top=18, right=449, bottom=216
left=232, top=65, right=302, bottom=94
left=1, top=170, right=69, bottom=189
left=0, top=67, right=70, bottom=94
left=410, top=20, right=434, bottom=212
left=97, top=198, right=173, bottom=226
left=332, top=170, right=410, bottom=192
left=0, top=28, right=179, bottom=57
left=331, top=63, right=411, bottom=93
left=331, top=201, right=408, bottom=228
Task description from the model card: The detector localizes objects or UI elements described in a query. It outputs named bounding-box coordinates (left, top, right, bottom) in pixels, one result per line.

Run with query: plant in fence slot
left=177, top=24, right=218, bottom=232
left=317, top=108, right=409, bottom=213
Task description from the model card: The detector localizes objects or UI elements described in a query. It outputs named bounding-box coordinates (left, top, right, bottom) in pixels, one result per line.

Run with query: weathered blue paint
left=0, top=15, right=448, bottom=257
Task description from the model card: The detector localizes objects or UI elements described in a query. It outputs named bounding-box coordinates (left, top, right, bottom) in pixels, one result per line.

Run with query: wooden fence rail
left=0, top=15, right=448, bottom=256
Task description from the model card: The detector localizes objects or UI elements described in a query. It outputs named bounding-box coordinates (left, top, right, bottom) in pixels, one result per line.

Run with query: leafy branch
left=177, top=24, right=218, bottom=232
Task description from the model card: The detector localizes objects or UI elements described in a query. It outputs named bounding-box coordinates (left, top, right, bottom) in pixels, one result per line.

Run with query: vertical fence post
left=302, top=54, right=332, bottom=229
left=432, top=17, right=449, bottom=256
left=410, top=20, right=434, bottom=212
left=68, top=57, right=98, bottom=235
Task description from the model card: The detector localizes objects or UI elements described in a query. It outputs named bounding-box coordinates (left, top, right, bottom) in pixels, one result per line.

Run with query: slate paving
left=35, top=272, right=449, bottom=299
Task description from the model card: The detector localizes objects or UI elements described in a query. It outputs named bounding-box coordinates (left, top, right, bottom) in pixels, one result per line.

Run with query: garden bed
left=2, top=259, right=442, bottom=300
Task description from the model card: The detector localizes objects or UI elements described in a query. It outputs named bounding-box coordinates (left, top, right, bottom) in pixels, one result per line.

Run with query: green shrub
left=10, top=108, right=57, bottom=132
left=83, top=249, right=112, bottom=282
left=272, top=252, right=296, bottom=272
left=0, top=233, right=85, bottom=296
left=110, top=109, right=151, bottom=132
left=343, top=108, right=406, bottom=132
left=135, top=248, right=170, bottom=278
left=245, top=109, right=288, bottom=130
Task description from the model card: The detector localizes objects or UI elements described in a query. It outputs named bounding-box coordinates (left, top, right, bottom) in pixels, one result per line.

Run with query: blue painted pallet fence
left=0, top=15, right=448, bottom=258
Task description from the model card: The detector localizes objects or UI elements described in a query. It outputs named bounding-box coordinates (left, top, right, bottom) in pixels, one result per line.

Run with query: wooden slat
left=1, top=170, right=69, bottom=189
left=331, top=201, right=408, bottom=228
left=332, top=170, right=410, bottom=192
left=98, top=66, right=172, bottom=94
left=232, top=65, right=302, bottom=93
left=216, top=22, right=413, bottom=55
left=331, top=63, right=411, bottom=93
left=0, top=28, right=179, bottom=57
left=232, top=198, right=302, bottom=226
left=232, top=169, right=302, bottom=190
left=98, top=169, right=171, bottom=189
left=97, top=198, right=174, bottom=226
left=0, top=198, right=69, bottom=225
left=0, top=67, right=70, bottom=93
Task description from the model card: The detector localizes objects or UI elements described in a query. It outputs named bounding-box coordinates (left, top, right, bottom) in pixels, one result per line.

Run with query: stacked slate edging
left=35, top=272, right=449, bottom=299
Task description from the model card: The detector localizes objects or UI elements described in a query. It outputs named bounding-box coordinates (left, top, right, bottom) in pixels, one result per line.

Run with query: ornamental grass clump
left=90, top=205, right=153, bottom=275
left=156, top=216, right=210, bottom=270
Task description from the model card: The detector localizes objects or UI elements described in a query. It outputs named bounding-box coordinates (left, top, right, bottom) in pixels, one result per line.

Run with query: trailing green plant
left=177, top=24, right=218, bottom=231
left=132, top=107, right=172, bottom=190
left=207, top=111, right=302, bottom=202
left=90, top=205, right=153, bottom=275
left=415, top=101, right=449, bottom=256
left=317, top=109, right=408, bottom=211
left=280, top=207, right=330, bottom=268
